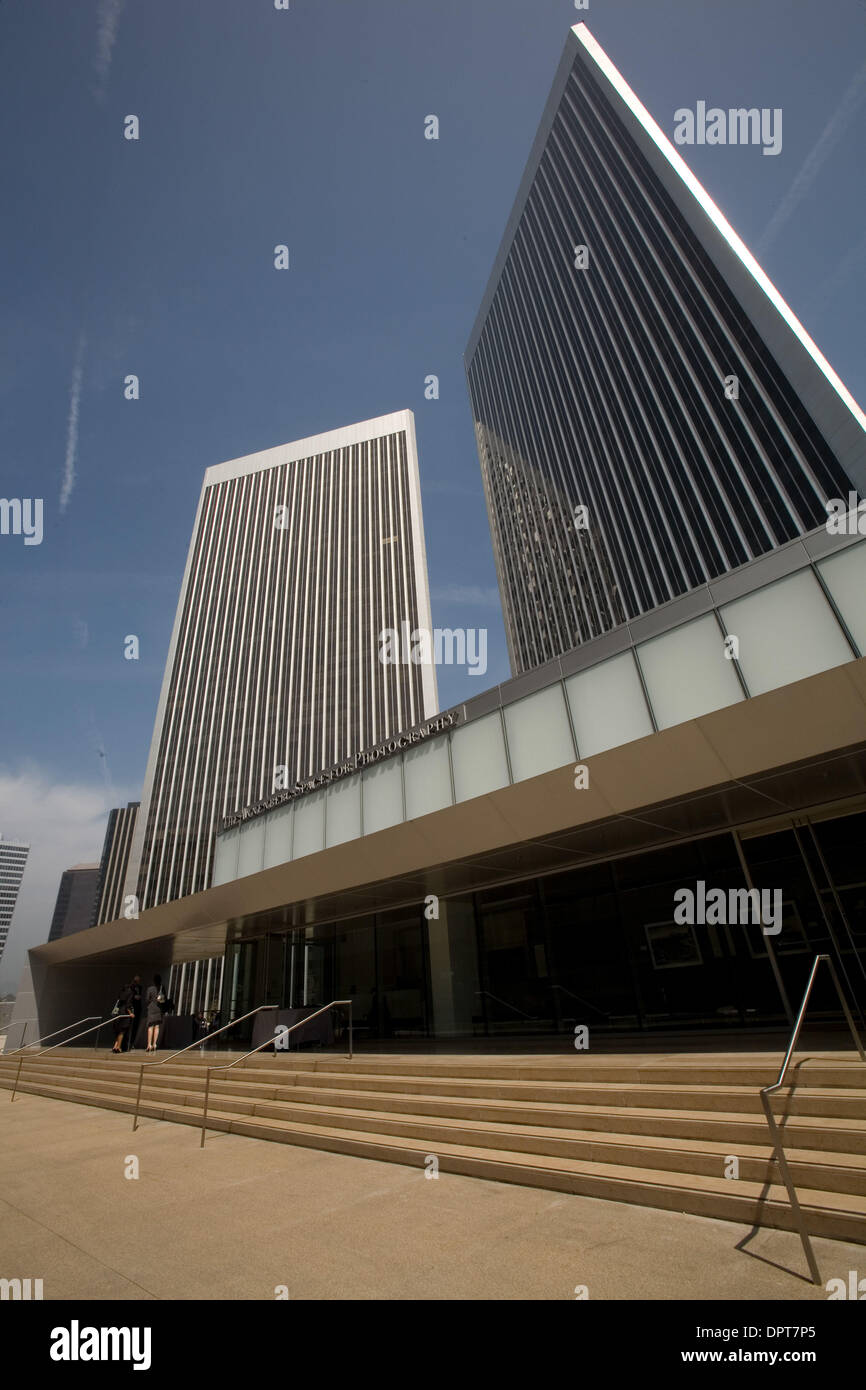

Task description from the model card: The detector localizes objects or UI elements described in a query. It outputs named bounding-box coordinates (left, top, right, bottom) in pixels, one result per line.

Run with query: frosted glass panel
left=722, top=570, right=852, bottom=696
left=503, top=684, right=575, bottom=782
left=404, top=738, right=453, bottom=819
left=211, top=827, right=239, bottom=886
left=451, top=711, right=510, bottom=801
left=292, top=789, right=325, bottom=859
left=637, top=614, right=743, bottom=729
left=326, top=775, right=362, bottom=847
left=362, top=758, right=404, bottom=835
left=565, top=651, right=653, bottom=756
left=818, top=542, right=866, bottom=656
left=237, top=818, right=265, bottom=878
left=263, top=801, right=293, bottom=869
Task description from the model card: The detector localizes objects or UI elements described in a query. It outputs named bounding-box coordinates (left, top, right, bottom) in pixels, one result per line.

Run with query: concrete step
left=4, top=1047, right=864, bottom=1243
left=163, top=1091, right=866, bottom=1196
left=216, top=1067, right=866, bottom=1118
left=5, top=1074, right=865, bottom=1243
left=5, top=1056, right=864, bottom=1121
left=264, top=1054, right=865, bottom=1089
left=4, top=1050, right=863, bottom=1090
left=3, top=1063, right=865, bottom=1155
left=4, top=1065, right=863, bottom=1192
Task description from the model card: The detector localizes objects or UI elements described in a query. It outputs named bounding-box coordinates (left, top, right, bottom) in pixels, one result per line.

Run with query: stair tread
left=7, top=1075, right=866, bottom=1179
left=4, top=1068, right=864, bottom=1130
left=6, top=1057, right=865, bottom=1096
left=219, top=1112, right=866, bottom=1211
left=6, top=1075, right=864, bottom=1229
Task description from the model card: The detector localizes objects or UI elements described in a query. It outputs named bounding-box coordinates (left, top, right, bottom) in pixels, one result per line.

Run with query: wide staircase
left=2, top=1048, right=865, bottom=1241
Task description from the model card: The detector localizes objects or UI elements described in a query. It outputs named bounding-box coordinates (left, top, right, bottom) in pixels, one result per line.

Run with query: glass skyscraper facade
left=125, top=412, right=438, bottom=911
left=465, top=24, right=866, bottom=675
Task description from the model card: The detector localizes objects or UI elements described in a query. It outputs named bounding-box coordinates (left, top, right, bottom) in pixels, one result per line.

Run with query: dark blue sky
left=1, top=0, right=864, bottom=989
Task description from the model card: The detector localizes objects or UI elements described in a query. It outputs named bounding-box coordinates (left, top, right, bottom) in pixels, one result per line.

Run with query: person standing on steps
left=145, top=973, right=166, bottom=1053
left=111, top=982, right=134, bottom=1054
left=125, top=975, right=142, bottom=1052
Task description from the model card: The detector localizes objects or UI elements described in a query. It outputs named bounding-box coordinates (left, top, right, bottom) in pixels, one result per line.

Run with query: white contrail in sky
left=94, top=0, right=126, bottom=99
left=60, top=333, right=86, bottom=515
left=757, top=60, right=866, bottom=255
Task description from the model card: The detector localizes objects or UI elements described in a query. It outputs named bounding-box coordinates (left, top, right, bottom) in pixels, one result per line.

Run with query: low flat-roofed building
left=9, top=523, right=866, bottom=1049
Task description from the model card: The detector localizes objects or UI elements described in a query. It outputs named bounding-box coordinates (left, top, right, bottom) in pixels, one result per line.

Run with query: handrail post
left=129, top=1003, right=278, bottom=1132
left=348, top=1001, right=353, bottom=1060
left=199, top=999, right=352, bottom=1142
left=11, top=1055, right=23, bottom=1102
left=132, top=1063, right=146, bottom=1132
left=761, top=1089, right=821, bottom=1285
left=20, top=1020, right=27, bottom=1049
left=200, top=1067, right=212, bottom=1148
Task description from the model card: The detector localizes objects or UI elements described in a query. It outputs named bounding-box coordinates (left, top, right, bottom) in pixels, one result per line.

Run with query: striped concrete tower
left=126, top=412, right=437, bottom=910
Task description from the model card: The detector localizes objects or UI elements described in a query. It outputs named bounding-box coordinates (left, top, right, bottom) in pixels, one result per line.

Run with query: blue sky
left=1, top=0, right=864, bottom=991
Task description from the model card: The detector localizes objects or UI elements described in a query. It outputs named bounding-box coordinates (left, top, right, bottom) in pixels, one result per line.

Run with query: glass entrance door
left=277, top=926, right=335, bottom=1009
left=302, top=941, right=329, bottom=1007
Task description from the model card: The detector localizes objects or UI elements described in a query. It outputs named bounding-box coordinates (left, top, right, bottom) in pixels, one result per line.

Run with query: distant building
left=0, top=836, right=29, bottom=963
left=93, top=802, right=140, bottom=925
left=47, top=865, right=101, bottom=944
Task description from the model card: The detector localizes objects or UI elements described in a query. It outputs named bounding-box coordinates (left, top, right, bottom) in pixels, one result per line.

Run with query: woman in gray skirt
left=144, top=974, right=165, bottom=1053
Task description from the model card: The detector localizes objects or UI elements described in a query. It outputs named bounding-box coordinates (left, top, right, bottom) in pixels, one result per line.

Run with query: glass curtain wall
left=213, top=809, right=866, bottom=1043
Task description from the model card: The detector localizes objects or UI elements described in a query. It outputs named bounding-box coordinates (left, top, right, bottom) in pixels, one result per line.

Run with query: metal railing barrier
left=758, top=953, right=866, bottom=1285
left=131, top=1004, right=279, bottom=1131
left=200, top=999, right=353, bottom=1147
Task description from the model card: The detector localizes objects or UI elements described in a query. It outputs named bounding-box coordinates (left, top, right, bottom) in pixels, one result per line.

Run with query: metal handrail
left=2, top=1017, right=38, bottom=1052
left=759, top=953, right=866, bottom=1285
left=132, top=1004, right=279, bottom=1131
left=475, top=990, right=537, bottom=1021
left=200, top=999, right=353, bottom=1147
left=9, top=1015, right=111, bottom=1102
left=5, top=1015, right=100, bottom=1057
left=550, top=984, right=609, bottom=1021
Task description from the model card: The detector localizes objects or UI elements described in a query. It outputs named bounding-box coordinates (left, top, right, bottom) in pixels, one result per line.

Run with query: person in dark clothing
left=111, top=983, right=134, bottom=1054
left=145, top=974, right=165, bottom=1053
left=124, top=976, right=142, bottom=1052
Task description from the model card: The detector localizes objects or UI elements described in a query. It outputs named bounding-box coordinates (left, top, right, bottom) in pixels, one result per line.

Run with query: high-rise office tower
left=465, top=23, right=866, bottom=676
left=92, top=802, right=139, bottom=925
left=47, top=864, right=101, bottom=943
left=125, top=412, right=438, bottom=910
left=0, top=836, right=30, bottom=962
